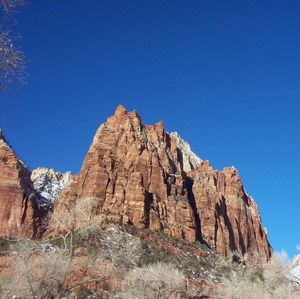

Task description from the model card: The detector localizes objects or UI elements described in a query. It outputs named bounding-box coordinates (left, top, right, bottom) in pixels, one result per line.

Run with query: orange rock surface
left=57, top=106, right=271, bottom=262
left=188, top=161, right=271, bottom=262
left=0, top=133, right=43, bottom=238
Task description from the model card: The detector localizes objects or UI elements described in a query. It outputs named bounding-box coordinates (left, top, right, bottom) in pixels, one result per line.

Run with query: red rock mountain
left=58, top=106, right=272, bottom=262
left=0, top=130, right=44, bottom=238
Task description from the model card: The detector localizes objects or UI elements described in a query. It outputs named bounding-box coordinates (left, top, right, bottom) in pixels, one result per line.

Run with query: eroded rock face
left=188, top=161, right=272, bottom=262
left=58, top=105, right=197, bottom=242
left=31, top=167, right=73, bottom=202
left=55, top=106, right=271, bottom=262
left=0, top=132, right=44, bottom=238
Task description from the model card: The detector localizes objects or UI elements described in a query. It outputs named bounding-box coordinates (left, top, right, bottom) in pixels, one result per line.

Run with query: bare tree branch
left=0, top=0, right=26, bottom=93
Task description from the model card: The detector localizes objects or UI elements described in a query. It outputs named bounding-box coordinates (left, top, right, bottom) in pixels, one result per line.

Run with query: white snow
left=290, top=265, right=300, bottom=282
left=31, top=167, right=73, bottom=202
left=287, top=254, right=300, bottom=283
left=170, top=132, right=202, bottom=172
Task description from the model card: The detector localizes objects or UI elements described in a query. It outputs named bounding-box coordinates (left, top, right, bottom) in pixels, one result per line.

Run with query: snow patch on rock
left=288, top=255, right=300, bottom=283
left=290, top=265, right=300, bottom=283
left=31, top=167, right=73, bottom=202
left=170, top=132, right=202, bottom=172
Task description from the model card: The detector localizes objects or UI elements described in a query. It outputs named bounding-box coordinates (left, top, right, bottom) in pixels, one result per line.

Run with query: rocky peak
left=114, top=104, right=127, bottom=118
left=0, top=128, right=10, bottom=149
left=52, top=105, right=272, bottom=263
left=170, top=132, right=202, bottom=172
left=31, top=167, right=73, bottom=202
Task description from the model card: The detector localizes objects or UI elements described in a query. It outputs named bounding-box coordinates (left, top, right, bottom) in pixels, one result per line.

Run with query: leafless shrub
left=94, top=226, right=142, bottom=269
left=0, top=0, right=24, bottom=13
left=262, top=252, right=300, bottom=299
left=208, top=251, right=300, bottom=299
left=116, top=262, right=186, bottom=299
left=0, top=0, right=26, bottom=92
left=0, top=239, right=71, bottom=299
left=48, top=197, right=103, bottom=234
left=47, top=197, right=103, bottom=255
left=0, top=198, right=110, bottom=298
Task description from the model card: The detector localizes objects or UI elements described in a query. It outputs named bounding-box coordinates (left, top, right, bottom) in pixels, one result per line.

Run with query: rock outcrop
left=31, top=167, right=73, bottom=202
left=170, top=132, right=202, bottom=172
left=0, top=130, right=44, bottom=238
left=58, top=105, right=197, bottom=242
left=55, top=106, right=271, bottom=262
left=188, top=161, right=271, bottom=261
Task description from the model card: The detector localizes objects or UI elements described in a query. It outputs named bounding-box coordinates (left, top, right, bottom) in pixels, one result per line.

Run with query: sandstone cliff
left=0, top=130, right=44, bottom=238
left=56, top=106, right=272, bottom=262
left=188, top=161, right=271, bottom=260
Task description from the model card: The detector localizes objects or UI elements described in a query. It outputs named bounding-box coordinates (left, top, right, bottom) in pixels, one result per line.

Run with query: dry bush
left=0, top=0, right=26, bottom=92
left=262, top=253, right=300, bottom=299
left=211, top=263, right=265, bottom=299
left=94, top=226, right=142, bottom=269
left=49, top=197, right=103, bottom=230
left=0, top=238, right=110, bottom=298
left=47, top=197, right=103, bottom=250
left=0, top=239, right=71, bottom=298
left=116, top=262, right=186, bottom=299
left=0, top=0, right=24, bottom=13
left=207, top=251, right=300, bottom=299
left=0, top=198, right=110, bottom=298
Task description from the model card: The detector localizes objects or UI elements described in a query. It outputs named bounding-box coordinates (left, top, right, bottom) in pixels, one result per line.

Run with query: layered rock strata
left=0, top=131, right=44, bottom=238
left=56, top=106, right=272, bottom=262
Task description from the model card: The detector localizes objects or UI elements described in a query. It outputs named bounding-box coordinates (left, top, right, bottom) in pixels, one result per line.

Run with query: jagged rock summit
left=56, top=105, right=272, bottom=262
left=170, top=132, right=202, bottom=172
left=0, top=129, right=44, bottom=238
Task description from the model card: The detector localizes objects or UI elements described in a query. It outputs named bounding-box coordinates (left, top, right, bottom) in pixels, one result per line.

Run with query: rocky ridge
left=31, top=167, right=73, bottom=202
left=169, top=132, right=202, bottom=172
left=54, top=105, right=271, bottom=262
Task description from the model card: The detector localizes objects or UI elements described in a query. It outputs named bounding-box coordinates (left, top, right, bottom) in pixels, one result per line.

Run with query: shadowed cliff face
left=57, top=106, right=272, bottom=262
left=0, top=134, right=44, bottom=238
left=188, top=162, right=272, bottom=262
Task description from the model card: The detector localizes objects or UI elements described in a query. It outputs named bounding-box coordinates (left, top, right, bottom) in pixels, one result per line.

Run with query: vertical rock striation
left=59, top=105, right=197, bottom=242
left=56, top=106, right=272, bottom=262
left=188, top=161, right=271, bottom=261
left=0, top=130, right=44, bottom=238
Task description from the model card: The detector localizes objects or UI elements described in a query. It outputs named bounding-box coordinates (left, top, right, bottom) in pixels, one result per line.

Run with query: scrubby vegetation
left=0, top=197, right=299, bottom=298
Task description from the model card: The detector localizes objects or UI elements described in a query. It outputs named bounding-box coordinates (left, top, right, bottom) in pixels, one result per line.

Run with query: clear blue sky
left=1, top=0, right=299, bottom=258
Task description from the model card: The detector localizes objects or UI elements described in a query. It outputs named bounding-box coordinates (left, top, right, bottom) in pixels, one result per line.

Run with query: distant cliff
left=31, top=167, right=73, bottom=202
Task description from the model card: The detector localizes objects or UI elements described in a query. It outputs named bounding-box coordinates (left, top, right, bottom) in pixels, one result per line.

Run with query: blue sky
left=1, top=0, right=299, bottom=258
